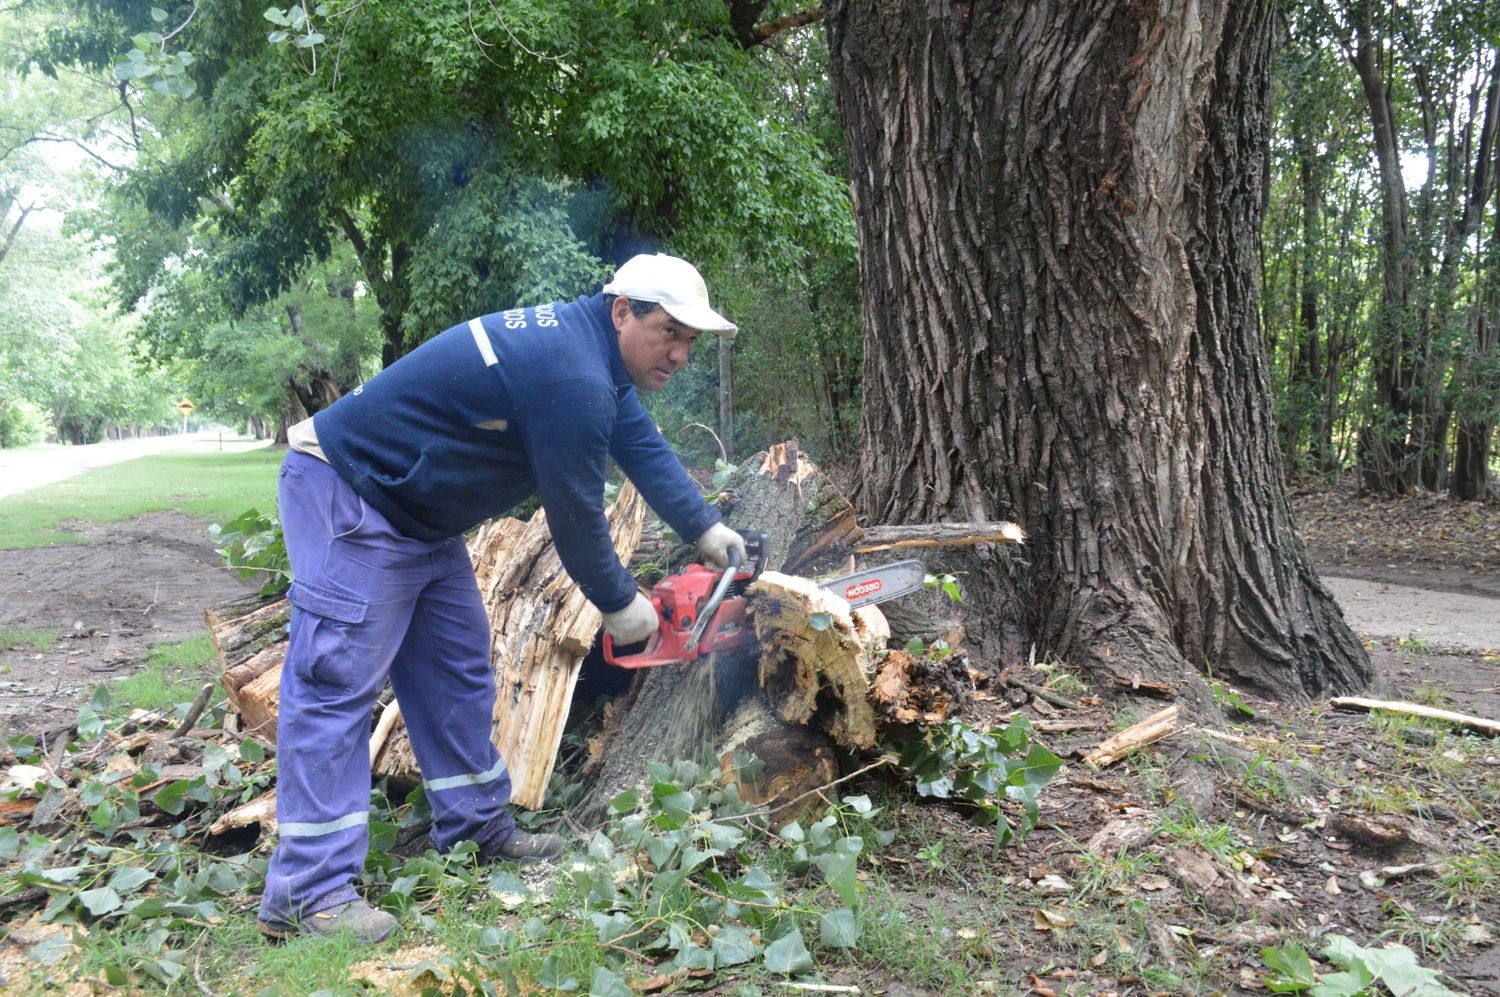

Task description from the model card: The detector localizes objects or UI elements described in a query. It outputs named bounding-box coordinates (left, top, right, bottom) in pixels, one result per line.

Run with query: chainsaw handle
left=686, top=545, right=742, bottom=653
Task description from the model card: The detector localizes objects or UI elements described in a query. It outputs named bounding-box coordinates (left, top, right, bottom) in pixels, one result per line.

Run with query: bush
left=0, top=399, right=51, bottom=448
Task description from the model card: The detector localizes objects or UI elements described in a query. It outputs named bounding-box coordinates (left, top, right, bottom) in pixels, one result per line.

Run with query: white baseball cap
left=602, top=253, right=738, bottom=338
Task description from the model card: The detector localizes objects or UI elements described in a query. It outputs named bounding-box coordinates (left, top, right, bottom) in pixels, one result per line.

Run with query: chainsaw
left=604, top=531, right=926, bottom=669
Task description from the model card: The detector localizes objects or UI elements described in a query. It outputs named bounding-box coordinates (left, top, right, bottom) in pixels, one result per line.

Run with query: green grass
left=0, top=447, right=282, bottom=549
left=111, top=634, right=222, bottom=713
left=0, top=624, right=58, bottom=652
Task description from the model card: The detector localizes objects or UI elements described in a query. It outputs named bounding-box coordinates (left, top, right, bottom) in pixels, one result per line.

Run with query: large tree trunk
left=826, top=0, right=1371, bottom=704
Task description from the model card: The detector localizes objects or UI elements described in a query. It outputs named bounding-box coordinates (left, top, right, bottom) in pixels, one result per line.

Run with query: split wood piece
left=375, top=483, right=647, bottom=808
left=750, top=571, right=889, bottom=749
left=855, top=521, right=1026, bottom=553
left=368, top=700, right=403, bottom=771
left=575, top=443, right=852, bottom=824
left=717, top=697, right=839, bottom=822
left=205, top=596, right=290, bottom=670
left=227, top=644, right=285, bottom=740
left=0, top=798, right=37, bottom=825
left=1329, top=697, right=1500, bottom=738
left=1082, top=704, right=1180, bottom=769
left=210, top=790, right=278, bottom=837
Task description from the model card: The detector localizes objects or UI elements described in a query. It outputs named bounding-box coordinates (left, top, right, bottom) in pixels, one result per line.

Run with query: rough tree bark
left=826, top=0, right=1371, bottom=703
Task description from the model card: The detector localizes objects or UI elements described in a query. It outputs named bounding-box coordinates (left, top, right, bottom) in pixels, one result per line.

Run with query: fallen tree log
left=210, top=439, right=1005, bottom=824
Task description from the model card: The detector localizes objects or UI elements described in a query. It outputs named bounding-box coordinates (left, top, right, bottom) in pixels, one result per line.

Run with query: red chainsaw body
left=603, top=563, right=758, bottom=669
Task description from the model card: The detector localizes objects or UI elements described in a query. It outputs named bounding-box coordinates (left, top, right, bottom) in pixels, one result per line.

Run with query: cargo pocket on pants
left=287, top=578, right=369, bottom=693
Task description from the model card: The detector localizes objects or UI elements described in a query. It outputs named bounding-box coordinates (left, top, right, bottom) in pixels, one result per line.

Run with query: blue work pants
left=259, top=451, right=515, bottom=927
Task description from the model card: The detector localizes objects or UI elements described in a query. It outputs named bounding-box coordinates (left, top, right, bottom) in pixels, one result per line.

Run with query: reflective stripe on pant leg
left=390, top=541, right=514, bottom=856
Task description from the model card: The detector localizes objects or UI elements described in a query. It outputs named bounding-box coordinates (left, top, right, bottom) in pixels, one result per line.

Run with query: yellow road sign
left=177, top=398, right=195, bottom=415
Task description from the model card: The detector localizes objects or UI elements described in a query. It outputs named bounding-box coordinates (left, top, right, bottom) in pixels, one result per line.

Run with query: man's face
left=613, top=297, right=703, bottom=392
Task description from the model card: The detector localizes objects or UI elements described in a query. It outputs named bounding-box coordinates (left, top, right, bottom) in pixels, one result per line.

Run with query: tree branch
left=755, top=6, right=825, bottom=44
left=0, top=202, right=37, bottom=270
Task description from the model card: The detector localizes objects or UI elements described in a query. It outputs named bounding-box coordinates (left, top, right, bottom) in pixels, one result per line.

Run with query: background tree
left=827, top=0, right=1372, bottom=703
left=41, top=0, right=854, bottom=371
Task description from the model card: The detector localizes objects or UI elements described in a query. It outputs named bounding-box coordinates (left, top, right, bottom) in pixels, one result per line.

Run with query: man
left=258, top=253, right=747, bottom=943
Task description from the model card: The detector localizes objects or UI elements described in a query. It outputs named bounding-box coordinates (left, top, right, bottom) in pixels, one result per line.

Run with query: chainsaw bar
left=820, top=559, right=927, bottom=610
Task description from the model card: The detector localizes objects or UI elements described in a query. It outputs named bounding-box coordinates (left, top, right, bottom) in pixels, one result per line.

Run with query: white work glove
left=603, top=591, right=659, bottom=644
left=696, top=523, right=747, bottom=569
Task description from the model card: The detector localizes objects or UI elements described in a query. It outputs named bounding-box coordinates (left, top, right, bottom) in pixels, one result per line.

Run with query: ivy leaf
left=762, top=929, right=814, bottom=975
left=808, top=611, right=833, bottom=632
left=609, top=788, right=640, bottom=814
left=818, top=907, right=860, bottom=948
left=108, top=867, right=155, bottom=895
left=78, top=887, right=123, bottom=917
left=28, top=932, right=72, bottom=965
left=816, top=852, right=860, bottom=908
left=154, top=780, right=190, bottom=815
left=538, top=952, right=579, bottom=991
left=589, top=966, right=632, bottom=997
left=0, top=827, right=20, bottom=861
left=711, top=924, right=758, bottom=967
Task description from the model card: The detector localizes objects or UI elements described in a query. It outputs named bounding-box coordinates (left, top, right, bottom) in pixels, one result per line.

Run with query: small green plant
left=208, top=508, right=289, bottom=597
left=1396, top=634, right=1432, bottom=654
left=1436, top=842, right=1500, bottom=904
left=922, top=572, right=962, bottom=603
left=0, top=625, right=58, bottom=653
left=111, top=635, right=219, bottom=713
left=892, top=717, right=1064, bottom=855
left=1210, top=679, right=1256, bottom=719
left=1260, top=934, right=1461, bottom=996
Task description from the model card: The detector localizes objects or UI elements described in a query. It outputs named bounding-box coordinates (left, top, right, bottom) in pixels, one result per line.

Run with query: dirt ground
left=0, top=511, right=255, bottom=739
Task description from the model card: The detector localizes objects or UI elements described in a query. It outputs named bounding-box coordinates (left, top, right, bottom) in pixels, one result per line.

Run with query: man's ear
left=610, top=295, right=632, bottom=332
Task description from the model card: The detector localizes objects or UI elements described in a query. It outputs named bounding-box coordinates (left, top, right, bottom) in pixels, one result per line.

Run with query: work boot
left=258, top=899, right=399, bottom=944
left=490, top=828, right=565, bottom=864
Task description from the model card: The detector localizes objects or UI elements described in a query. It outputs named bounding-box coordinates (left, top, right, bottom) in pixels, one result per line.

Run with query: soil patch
left=0, top=511, right=254, bottom=738
left=1292, top=478, right=1500, bottom=599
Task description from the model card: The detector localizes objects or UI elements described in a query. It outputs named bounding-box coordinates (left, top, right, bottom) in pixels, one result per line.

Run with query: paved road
left=1323, top=575, right=1500, bottom=654
left=0, top=432, right=273, bottom=498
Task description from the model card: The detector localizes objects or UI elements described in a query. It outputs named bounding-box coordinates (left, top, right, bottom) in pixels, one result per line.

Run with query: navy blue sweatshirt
left=313, top=293, right=720, bottom=613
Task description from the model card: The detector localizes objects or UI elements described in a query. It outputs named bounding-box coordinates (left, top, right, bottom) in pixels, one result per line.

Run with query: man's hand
left=696, top=523, right=747, bottom=569
left=603, top=592, right=659, bottom=644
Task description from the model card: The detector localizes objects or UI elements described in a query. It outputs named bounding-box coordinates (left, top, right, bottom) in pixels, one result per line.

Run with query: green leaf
left=712, top=924, right=758, bottom=967
left=608, top=787, right=640, bottom=814
left=78, top=887, right=123, bottom=917
left=108, top=866, right=155, bottom=895
left=762, top=929, right=814, bottom=975
left=652, top=785, right=696, bottom=827
left=538, top=952, right=579, bottom=991
left=28, top=932, right=72, bottom=965
left=1260, top=942, right=1317, bottom=992
left=808, top=611, right=833, bottom=632
left=150, top=7, right=168, bottom=23
left=817, top=852, right=860, bottom=907
left=818, top=907, right=860, bottom=948
left=239, top=739, right=266, bottom=763
left=589, top=966, right=632, bottom=997
left=153, top=780, right=190, bottom=815
left=905, top=636, right=925, bottom=653
left=263, top=6, right=291, bottom=26
left=0, top=827, right=20, bottom=861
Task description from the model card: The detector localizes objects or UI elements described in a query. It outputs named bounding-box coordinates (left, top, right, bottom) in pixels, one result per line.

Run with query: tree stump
left=575, top=442, right=862, bottom=824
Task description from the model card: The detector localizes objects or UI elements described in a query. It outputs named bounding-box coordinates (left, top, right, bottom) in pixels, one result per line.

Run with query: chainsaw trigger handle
left=686, top=545, right=741, bottom=653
